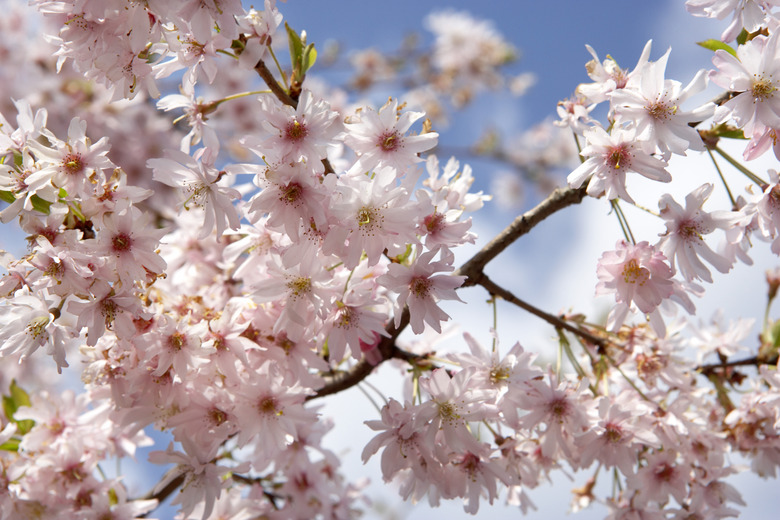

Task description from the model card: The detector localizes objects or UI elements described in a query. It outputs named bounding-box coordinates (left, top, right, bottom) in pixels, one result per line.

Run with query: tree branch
left=697, top=355, right=776, bottom=375
left=455, top=185, right=588, bottom=287
left=310, top=186, right=591, bottom=399
left=308, top=308, right=426, bottom=400
left=254, top=59, right=297, bottom=108
left=476, top=274, right=610, bottom=349
left=138, top=469, right=186, bottom=518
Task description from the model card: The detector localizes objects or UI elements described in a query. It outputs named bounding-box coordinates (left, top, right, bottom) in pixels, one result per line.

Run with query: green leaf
left=737, top=28, right=749, bottom=45
left=286, top=22, right=304, bottom=75
left=697, top=39, right=737, bottom=57
left=0, top=438, right=19, bottom=452
left=718, top=128, right=746, bottom=140
left=30, top=195, right=52, bottom=215
left=301, top=43, right=317, bottom=76
left=3, top=381, right=34, bottom=435
left=0, top=190, right=15, bottom=204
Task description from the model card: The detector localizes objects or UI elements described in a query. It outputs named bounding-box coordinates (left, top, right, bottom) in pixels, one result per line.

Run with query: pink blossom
left=344, top=98, right=438, bottom=172
left=380, top=248, right=465, bottom=334
left=568, top=125, right=671, bottom=203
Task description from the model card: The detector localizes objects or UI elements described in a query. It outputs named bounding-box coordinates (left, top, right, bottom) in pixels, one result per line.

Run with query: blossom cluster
left=0, top=1, right=490, bottom=517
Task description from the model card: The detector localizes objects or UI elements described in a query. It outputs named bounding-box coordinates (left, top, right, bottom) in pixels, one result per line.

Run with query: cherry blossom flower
left=96, top=206, right=167, bottom=288
left=656, top=183, right=738, bottom=283
left=710, top=30, right=780, bottom=136
left=568, top=125, right=671, bottom=203
left=686, top=0, right=780, bottom=41
left=416, top=367, right=496, bottom=460
left=610, top=45, right=715, bottom=157
left=236, top=1, right=283, bottom=70
left=379, top=248, right=465, bottom=334
left=576, top=40, right=651, bottom=104
left=596, top=240, right=689, bottom=336
left=246, top=90, right=343, bottom=164
left=330, top=166, right=423, bottom=268
left=149, top=440, right=231, bottom=520
left=0, top=288, right=69, bottom=371
left=344, top=98, right=438, bottom=172
left=148, top=147, right=241, bottom=238
left=26, top=117, right=114, bottom=199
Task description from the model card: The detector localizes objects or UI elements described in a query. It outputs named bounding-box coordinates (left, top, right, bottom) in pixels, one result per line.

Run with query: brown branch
left=254, top=59, right=297, bottom=108
left=310, top=186, right=591, bottom=399
left=697, top=356, right=775, bottom=375
left=455, top=185, right=588, bottom=287
left=138, top=469, right=186, bottom=518
left=476, top=274, right=609, bottom=349
left=308, top=308, right=425, bottom=400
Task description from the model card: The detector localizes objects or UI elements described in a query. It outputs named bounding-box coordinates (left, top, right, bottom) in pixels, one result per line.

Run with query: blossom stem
left=213, top=90, right=273, bottom=106
left=356, top=383, right=383, bottom=414
left=604, top=352, right=660, bottom=407
left=713, top=145, right=767, bottom=186
left=706, top=148, right=737, bottom=208
left=610, top=199, right=635, bottom=245
left=216, top=48, right=237, bottom=59
left=490, top=296, right=498, bottom=352
left=627, top=201, right=660, bottom=217
left=267, top=44, right=289, bottom=90
left=572, top=131, right=584, bottom=163
left=556, top=328, right=598, bottom=396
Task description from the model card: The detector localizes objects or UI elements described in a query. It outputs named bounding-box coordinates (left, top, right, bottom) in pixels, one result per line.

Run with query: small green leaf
left=737, top=28, right=749, bottom=45
left=301, top=43, right=317, bottom=76
left=30, top=195, right=52, bottom=215
left=718, top=128, right=746, bottom=140
left=0, top=438, right=19, bottom=452
left=0, top=190, right=15, bottom=204
left=3, top=381, right=34, bottom=435
left=286, top=22, right=304, bottom=73
left=697, top=39, right=737, bottom=57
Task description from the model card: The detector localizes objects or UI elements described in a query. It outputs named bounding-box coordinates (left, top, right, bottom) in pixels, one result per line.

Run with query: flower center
left=410, top=276, right=431, bottom=298
left=607, top=144, right=631, bottom=170
left=286, top=119, right=308, bottom=141
left=604, top=424, right=623, bottom=444
left=751, top=76, right=775, bottom=101
left=424, top=212, right=445, bottom=234
left=26, top=315, right=50, bottom=340
left=379, top=131, right=400, bottom=151
left=678, top=220, right=703, bottom=242
left=286, top=276, right=311, bottom=298
left=622, top=259, right=650, bottom=286
left=646, top=99, right=676, bottom=121
left=258, top=396, right=281, bottom=417
left=62, top=153, right=84, bottom=175
left=280, top=182, right=303, bottom=204
left=357, top=206, right=382, bottom=232
left=168, top=331, right=187, bottom=351
left=337, top=306, right=355, bottom=329
left=111, top=232, right=132, bottom=252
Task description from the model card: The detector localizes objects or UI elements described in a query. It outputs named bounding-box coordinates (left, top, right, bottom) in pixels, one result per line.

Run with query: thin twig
left=476, top=274, right=610, bottom=349
left=698, top=356, right=775, bottom=375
